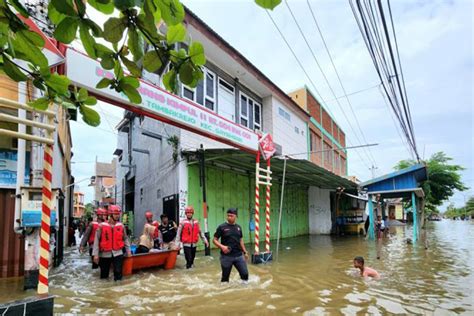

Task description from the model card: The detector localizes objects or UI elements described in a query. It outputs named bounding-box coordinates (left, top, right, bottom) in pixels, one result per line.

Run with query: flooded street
left=1, top=220, right=473, bottom=315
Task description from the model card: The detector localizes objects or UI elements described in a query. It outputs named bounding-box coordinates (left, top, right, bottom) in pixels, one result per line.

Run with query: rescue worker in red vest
left=92, top=205, right=131, bottom=281
left=176, top=206, right=208, bottom=269
left=80, top=207, right=107, bottom=269
left=152, top=219, right=160, bottom=249
left=136, top=211, right=158, bottom=254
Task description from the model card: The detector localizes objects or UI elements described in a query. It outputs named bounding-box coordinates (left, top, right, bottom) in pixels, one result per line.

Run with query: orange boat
left=122, top=249, right=179, bottom=276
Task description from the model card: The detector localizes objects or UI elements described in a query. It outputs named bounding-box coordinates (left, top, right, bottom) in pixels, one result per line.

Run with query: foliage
left=167, top=134, right=179, bottom=162
left=395, top=152, right=468, bottom=213
left=444, top=197, right=474, bottom=218
left=0, top=0, right=281, bottom=127
left=84, top=202, right=94, bottom=219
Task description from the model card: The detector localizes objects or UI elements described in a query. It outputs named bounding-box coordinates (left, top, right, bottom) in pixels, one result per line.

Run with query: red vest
left=180, top=219, right=200, bottom=243
left=88, top=221, right=99, bottom=245
left=152, top=220, right=159, bottom=239
left=99, top=222, right=125, bottom=252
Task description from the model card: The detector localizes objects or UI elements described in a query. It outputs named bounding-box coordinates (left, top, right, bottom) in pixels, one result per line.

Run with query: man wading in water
left=213, top=208, right=249, bottom=282
left=353, top=256, right=380, bottom=279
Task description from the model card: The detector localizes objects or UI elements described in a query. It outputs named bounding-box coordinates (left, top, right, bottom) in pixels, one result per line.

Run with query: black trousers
left=89, top=247, right=99, bottom=269
left=220, top=255, right=249, bottom=282
left=99, top=255, right=124, bottom=281
left=183, top=246, right=197, bottom=269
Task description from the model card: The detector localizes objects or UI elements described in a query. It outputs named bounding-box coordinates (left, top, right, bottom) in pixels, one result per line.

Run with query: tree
left=395, top=152, right=468, bottom=214
left=0, top=0, right=281, bottom=127
left=84, top=202, right=94, bottom=219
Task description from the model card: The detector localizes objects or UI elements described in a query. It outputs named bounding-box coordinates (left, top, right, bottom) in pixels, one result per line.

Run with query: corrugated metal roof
left=184, top=149, right=357, bottom=190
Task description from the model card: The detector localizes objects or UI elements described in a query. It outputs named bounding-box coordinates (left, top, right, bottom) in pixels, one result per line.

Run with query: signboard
left=259, top=133, right=276, bottom=160
left=0, top=150, right=30, bottom=187
left=66, top=49, right=259, bottom=153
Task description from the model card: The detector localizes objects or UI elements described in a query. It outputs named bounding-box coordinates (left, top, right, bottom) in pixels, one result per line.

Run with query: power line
left=303, top=0, right=379, bottom=166
left=324, top=83, right=381, bottom=103
left=265, top=9, right=372, bottom=171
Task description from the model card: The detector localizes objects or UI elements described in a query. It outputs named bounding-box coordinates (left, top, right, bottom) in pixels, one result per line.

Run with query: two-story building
left=114, top=7, right=356, bottom=246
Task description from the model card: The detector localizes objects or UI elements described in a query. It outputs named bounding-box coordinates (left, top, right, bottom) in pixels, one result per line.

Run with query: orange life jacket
left=152, top=220, right=160, bottom=240
left=180, top=219, right=200, bottom=243
left=99, top=222, right=125, bottom=252
left=88, top=221, right=99, bottom=245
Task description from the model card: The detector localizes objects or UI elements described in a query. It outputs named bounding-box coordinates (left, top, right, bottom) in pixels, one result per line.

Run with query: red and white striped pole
left=264, top=158, right=271, bottom=253
left=38, top=104, right=54, bottom=295
left=254, top=151, right=261, bottom=254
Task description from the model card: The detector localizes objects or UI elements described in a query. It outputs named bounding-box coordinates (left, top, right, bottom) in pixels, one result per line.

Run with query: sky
left=70, top=0, right=473, bottom=209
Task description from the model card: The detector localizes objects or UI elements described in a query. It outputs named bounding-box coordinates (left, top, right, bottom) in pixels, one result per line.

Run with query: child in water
left=353, top=256, right=380, bottom=279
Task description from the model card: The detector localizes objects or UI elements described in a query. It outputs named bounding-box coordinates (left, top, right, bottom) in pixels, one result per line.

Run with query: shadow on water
left=0, top=221, right=472, bottom=314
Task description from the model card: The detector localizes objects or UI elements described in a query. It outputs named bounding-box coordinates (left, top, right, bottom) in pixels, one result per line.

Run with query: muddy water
left=1, top=220, right=473, bottom=315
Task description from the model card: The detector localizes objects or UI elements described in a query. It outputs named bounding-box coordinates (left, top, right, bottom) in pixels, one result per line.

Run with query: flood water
left=1, top=220, right=473, bottom=315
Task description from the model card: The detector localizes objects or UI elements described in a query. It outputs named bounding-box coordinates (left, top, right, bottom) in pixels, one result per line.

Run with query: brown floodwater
left=0, top=220, right=473, bottom=315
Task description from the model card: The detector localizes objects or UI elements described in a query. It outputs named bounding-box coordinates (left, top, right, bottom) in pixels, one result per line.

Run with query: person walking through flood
left=353, top=256, right=380, bottom=279
left=159, top=214, right=178, bottom=250
left=136, top=211, right=157, bottom=254
left=213, top=208, right=249, bottom=283
left=93, top=205, right=131, bottom=281
left=176, top=206, right=208, bottom=269
left=80, top=207, right=107, bottom=269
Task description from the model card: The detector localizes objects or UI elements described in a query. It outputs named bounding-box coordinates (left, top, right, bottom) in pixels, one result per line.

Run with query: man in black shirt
left=213, top=208, right=249, bottom=282
left=158, top=214, right=178, bottom=250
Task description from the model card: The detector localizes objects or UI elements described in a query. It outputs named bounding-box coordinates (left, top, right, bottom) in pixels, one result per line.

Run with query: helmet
left=96, top=208, right=107, bottom=216
left=145, top=211, right=153, bottom=219
left=185, top=206, right=194, bottom=214
left=108, top=205, right=121, bottom=215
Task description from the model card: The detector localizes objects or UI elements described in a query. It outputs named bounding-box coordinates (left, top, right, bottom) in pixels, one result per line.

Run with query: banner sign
left=66, top=49, right=259, bottom=153
left=0, top=150, right=30, bottom=187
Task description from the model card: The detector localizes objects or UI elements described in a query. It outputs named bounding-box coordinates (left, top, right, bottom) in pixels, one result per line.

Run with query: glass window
left=254, top=103, right=261, bottom=128
left=183, top=87, right=194, bottom=101
left=240, top=118, right=248, bottom=127
left=240, top=95, right=248, bottom=117
left=205, top=99, right=214, bottom=111
left=196, top=80, right=204, bottom=105
left=206, top=72, right=214, bottom=98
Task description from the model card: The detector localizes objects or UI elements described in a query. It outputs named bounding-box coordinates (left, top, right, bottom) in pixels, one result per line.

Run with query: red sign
left=259, top=133, right=276, bottom=160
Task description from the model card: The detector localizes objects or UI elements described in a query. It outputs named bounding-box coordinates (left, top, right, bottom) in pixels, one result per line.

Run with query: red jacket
left=88, top=221, right=99, bottom=245
left=99, top=222, right=125, bottom=252
left=180, top=219, right=200, bottom=243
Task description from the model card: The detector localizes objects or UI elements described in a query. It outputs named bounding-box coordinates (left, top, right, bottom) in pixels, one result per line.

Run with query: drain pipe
left=13, top=82, right=27, bottom=234
left=275, top=156, right=287, bottom=261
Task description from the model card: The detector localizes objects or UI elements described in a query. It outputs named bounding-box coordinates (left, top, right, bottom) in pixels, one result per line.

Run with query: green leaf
left=144, top=0, right=161, bottom=23
left=54, top=17, right=79, bottom=44
left=88, top=0, right=115, bottom=14
left=82, top=19, right=103, bottom=37
left=79, top=23, right=97, bottom=58
left=3, top=56, right=27, bottom=82
left=61, top=102, right=77, bottom=110
left=121, top=84, right=142, bottom=104
left=166, top=23, right=186, bottom=44
left=100, top=56, right=115, bottom=70
left=45, top=74, right=71, bottom=95
left=189, top=41, right=206, bottom=66
left=79, top=104, right=101, bottom=126
left=73, top=0, right=86, bottom=17
left=77, top=87, right=88, bottom=101
left=51, top=0, right=77, bottom=16
left=255, top=0, right=282, bottom=10
left=114, top=60, right=123, bottom=79
left=48, top=2, right=67, bottom=25
left=19, top=30, right=45, bottom=47
left=9, top=0, right=29, bottom=18
left=121, top=76, right=140, bottom=88
left=162, top=69, right=177, bottom=93
left=113, top=0, right=135, bottom=11
left=13, top=33, right=48, bottom=68
left=156, top=0, right=184, bottom=26
left=121, top=56, right=142, bottom=77
left=95, top=43, right=114, bottom=57
left=96, top=77, right=113, bottom=89
left=103, top=17, right=127, bottom=43
left=28, top=97, right=50, bottom=111
left=84, top=96, right=97, bottom=105
left=142, top=50, right=162, bottom=73
left=179, top=62, right=194, bottom=85
left=128, top=27, right=143, bottom=62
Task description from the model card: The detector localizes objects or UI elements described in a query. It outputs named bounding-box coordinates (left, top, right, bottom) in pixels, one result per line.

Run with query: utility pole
left=369, top=165, right=378, bottom=178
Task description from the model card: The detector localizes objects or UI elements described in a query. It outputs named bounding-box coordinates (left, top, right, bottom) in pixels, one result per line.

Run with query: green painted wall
left=187, top=164, right=309, bottom=250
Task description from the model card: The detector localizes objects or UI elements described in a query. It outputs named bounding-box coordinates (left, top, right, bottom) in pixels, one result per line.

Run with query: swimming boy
left=353, top=256, right=380, bottom=278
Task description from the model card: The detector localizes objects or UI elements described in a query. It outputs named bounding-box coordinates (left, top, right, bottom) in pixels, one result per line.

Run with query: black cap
left=160, top=214, right=168, bottom=219
left=227, top=208, right=238, bottom=215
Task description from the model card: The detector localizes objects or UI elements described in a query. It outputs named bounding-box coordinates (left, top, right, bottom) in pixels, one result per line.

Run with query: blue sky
left=71, top=0, right=473, bottom=209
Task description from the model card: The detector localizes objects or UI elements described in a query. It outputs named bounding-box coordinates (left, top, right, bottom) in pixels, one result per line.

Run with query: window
left=323, top=141, right=331, bottom=165
left=182, top=68, right=216, bottom=111
left=278, top=107, right=291, bottom=121
left=309, top=132, right=314, bottom=151
left=219, top=78, right=234, bottom=93
left=240, top=92, right=261, bottom=130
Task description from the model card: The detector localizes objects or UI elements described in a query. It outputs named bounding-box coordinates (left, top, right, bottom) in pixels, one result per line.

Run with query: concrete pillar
left=368, top=194, right=375, bottom=240
left=412, top=192, right=417, bottom=242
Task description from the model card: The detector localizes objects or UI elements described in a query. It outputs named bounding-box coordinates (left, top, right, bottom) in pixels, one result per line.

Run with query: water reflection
left=0, top=221, right=472, bottom=314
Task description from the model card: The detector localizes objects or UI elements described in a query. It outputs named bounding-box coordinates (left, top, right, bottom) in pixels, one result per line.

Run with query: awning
left=183, top=149, right=357, bottom=190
